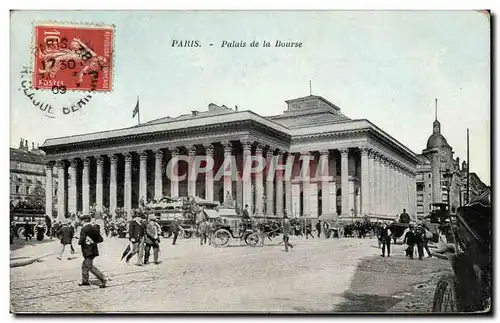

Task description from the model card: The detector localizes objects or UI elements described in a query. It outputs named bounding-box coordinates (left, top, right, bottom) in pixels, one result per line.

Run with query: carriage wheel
left=162, top=230, right=172, bottom=239
left=184, top=231, right=193, bottom=239
left=212, top=229, right=231, bottom=247
left=245, top=232, right=260, bottom=246
left=432, top=274, right=459, bottom=312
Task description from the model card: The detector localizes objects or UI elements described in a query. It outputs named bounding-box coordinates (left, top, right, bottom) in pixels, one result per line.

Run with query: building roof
left=415, top=154, right=431, bottom=164
left=10, top=148, right=45, bottom=165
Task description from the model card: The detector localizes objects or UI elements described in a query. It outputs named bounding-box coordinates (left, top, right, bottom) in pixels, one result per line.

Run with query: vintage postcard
left=9, top=10, right=491, bottom=314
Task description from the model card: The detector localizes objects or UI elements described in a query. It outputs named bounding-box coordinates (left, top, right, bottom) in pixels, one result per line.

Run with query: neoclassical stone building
left=40, top=95, right=419, bottom=222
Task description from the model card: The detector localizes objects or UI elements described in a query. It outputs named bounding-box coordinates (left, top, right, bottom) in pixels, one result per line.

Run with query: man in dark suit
left=78, top=215, right=107, bottom=288
left=126, top=213, right=146, bottom=266
left=282, top=211, right=295, bottom=252
left=57, top=220, right=75, bottom=260
left=144, top=214, right=161, bottom=265
left=379, top=222, right=392, bottom=257
left=403, top=224, right=417, bottom=260
left=171, top=218, right=180, bottom=245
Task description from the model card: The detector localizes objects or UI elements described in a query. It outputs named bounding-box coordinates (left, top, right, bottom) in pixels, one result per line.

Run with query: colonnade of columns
left=45, top=141, right=416, bottom=221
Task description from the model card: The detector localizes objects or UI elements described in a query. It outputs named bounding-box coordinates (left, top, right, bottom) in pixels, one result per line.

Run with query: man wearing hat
left=126, top=212, right=146, bottom=266
left=282, top=210, right=295, bottom=252
left=57, top=219, right=75, bottom=260
left=78, top=215, right=107, bottom=288
left=144, top=214, right=161, bottom=265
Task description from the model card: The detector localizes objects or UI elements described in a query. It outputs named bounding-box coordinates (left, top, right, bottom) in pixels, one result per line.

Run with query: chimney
left=32, top=142, right=35, bottom=150
left=191, top=110, right=199, bottom=116
left=19, top=138, right=23, bottom=149
left=235, top=105, right=238, bottom=112
left=25, top=140, right=28, bottom=150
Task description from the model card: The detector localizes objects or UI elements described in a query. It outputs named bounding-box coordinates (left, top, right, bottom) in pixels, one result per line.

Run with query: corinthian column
left=108, top=154, right=118, bottom=218
left=154, top=149, right=163, bottom=200
left=68, top=158, right=78, bottom=215
left=301, top=151, right=311, bottom=217
left=82, top=157, right=90, bottom=215
left=56, top=160, right=66, bottom=221
left=45, top=163, right=54, bottom=218
left=373, top=153, right=382, bottom=216
left=124, top=152, right=132, bottom=218
left=95, top=156, right=104, bottom=212
left=139, top=151, right=148, bottom=203
left=187, top=145, right=196, bottom=197
left=169, top=148, right=179, bottom=198
left=360, top=147, right=370, bottom=216
left=339, top=148, right=349, bottom=217
left=280, top=152, right=290, bottom=216
left=221, top=141, right=232, bottom=203
left=319, top=150, right=330, bottom=217
left=265, top=150, right=275, bottom=216
left=254, top=144, right=264, bottom=216
left=242, top=140, right=253, bottom=210
left=368, top=150, right=375, bottom=215
left=204, top=144, right=214, bottom=202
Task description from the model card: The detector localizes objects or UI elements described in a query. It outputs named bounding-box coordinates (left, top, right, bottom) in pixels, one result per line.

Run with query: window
left=428, top=174, right=431, bottom=178
left=429, top=184, right=431, bottom=188
left=15, top=185, right=20, bottom=193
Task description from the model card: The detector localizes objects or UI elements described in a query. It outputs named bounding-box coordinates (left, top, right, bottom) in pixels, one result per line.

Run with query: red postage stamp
left=33, top=24, right=114, bottom=92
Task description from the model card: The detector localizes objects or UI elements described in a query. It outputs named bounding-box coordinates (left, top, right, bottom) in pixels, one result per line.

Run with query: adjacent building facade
left=40, top=95, right=420, bottom=222
left=10, top=139, right=58, bottom=213
left=415, top=116, right=489, bottom=217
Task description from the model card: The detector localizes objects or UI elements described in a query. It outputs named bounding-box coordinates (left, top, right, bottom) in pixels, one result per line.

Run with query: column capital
left=255, top=143, right=264, bottom=155
left=138, top=151, right=148, bottom=160
left=82, top=157, right=91, bottom=166
left=241, top=140, right=253, bottom=151
left=221, top=141, right=232, bottom=153
left=95, top=156, right=104, bottom=165
left=108, top=154, right=118, bottom=164
left=203, top=143, right=214, bottom=155
left=186, top=145, right=197, bottom=156
left=69, top=158, right=79, bottom=167
left=169, top=147, right=179, bottom=157
left=286, top=153, right=294, bottom=163
left=265, top=149, right=274, bottom=158
left=55, top=160, right=65, bottom=168
left=319, top=149, right=329, bottom=156
left=153, top=149, right=163, bottom=159
left=360, top=147, right=370, bottom=156
left=339, top=148, right=349, bottom=158
left=45, top=162, right=54, bottom=170
left=124, top=152, right=133, bottom=162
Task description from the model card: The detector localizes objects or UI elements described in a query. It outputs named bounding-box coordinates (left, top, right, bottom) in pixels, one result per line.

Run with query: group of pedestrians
left=402, top=222, right=433, bottom=260
left=122, top=213, right=164, bottom=266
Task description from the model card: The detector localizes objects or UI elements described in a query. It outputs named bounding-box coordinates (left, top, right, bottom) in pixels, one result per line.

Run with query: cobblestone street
left=10, top=237, right=452, bottom=313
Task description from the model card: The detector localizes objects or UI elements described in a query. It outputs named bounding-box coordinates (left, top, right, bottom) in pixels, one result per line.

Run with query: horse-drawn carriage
left=431, top=202, right=492, bottom=312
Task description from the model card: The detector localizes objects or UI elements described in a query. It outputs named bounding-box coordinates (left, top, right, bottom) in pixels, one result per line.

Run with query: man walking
left=78, top=215, right=107, bottom=288
left=144, top=214, right=161, bottom=265
left=126, top=213, right=146, bottom=266
left=306, top=222, right=314, bottom=239
left=403, top=224, right=417, bottom=260
left=171, top=218, right=180, bottom=245
left=379, top=222, right=392, bottom=257
left=199, top=220, right=208, bottom=246
left=400, top=209, right=411, bottom=224
left=315, top=220, right=322, bottom=238
left=282, top=211, right=295, bottom=252
left=57, top=220, right=75, bottom=260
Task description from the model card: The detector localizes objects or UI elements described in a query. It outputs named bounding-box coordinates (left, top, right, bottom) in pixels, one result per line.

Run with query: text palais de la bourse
left=171, top=40, right=303, bottom=48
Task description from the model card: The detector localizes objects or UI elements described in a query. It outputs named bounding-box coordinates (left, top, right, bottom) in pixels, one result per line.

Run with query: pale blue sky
left=10, top=10, right=490, bottom=184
